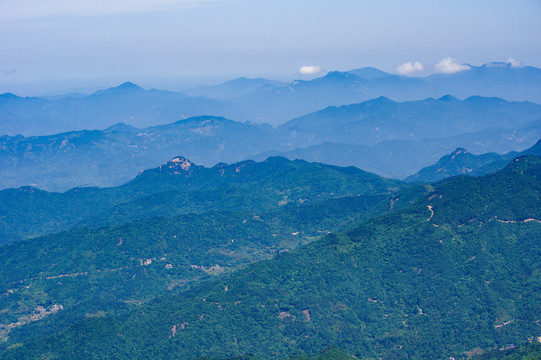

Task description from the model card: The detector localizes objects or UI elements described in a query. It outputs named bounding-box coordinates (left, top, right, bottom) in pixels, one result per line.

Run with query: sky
left=1, top=0, right=540, bottom=95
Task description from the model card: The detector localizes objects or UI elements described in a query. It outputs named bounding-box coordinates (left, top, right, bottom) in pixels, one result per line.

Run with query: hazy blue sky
left=1, top=0, right=540, bottom=95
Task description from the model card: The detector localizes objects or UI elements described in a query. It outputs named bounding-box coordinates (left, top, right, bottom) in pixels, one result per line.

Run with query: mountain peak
left=347, top=67, right=394, bottom=80
left=315, top=71, right=365, bottom=84
left=171, top=115, right=231, bottom=127
left=93, top=82, right=145, bottom=96
left=367, top=96, right=393, bottom=105
left=438, top=94, right=459, bottom=102
left=166, top=156, right=194, bottom=171
left=0, top=92, right=20, bottom=100
left=224, top=77, right=267, bottom=85
left=324, top=71, right=352, bottom=79
left=105, top=123, right=137, bottom=132
left=117, top=82, right=144, bottom=90
left=450, top=147, right=469, bottom=157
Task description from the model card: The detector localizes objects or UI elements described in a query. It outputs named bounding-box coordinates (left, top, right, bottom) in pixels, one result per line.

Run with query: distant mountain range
left=0, top=82, right=235, bottom=136
left=183, top=77, right=288, bottom=100
left=1, top=62, right=540, bottom=135
left=0, top=116, right=281, bottom=191
left=233, top=63, right=541, bottom=124
left=280, top=95, right=541, bottom=146
left=249, top=124, right=541, bottom=181
left=1, top=96, right=540, bottom=191
left=2, top=155, right=539, bottom=359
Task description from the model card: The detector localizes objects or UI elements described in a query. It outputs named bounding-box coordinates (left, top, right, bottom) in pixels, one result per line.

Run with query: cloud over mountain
left=507, top=58, right=524, bottom=67
left=396, top=61, right=424, bottom=75
left=434, top=57, right=471, bottom=74
left=299, top=65, right=323, bottom=75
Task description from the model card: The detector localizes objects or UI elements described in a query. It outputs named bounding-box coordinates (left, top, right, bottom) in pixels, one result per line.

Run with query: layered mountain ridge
left=1, top=61, right=540, bottom=360
left=1, top=62, right=540, bottom=136
left=2, top=96, right=540, bottom=191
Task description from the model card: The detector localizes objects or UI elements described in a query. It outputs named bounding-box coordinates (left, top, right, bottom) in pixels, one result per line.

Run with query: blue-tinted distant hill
left=234, top=71, right=432, bottom=123
left=424, top=62, right=541, bottom=102
left=347, top=66, right=396, bottom=79
left=355, top=62, right=541, bottom=104
left=2, top=97, right=541, bottom=190
left=280, top=95, right=541, bottom=145
left=1, top=62, right=540, bottom=133
left=251, top=119, right=541, bottom=180
left=0, top=115, right=283, bottom=191
left=222, top=62, right=541, bottom=124
left=0, top=83, right=234, bottom=136
left=184, top=77, right=288, bottom=100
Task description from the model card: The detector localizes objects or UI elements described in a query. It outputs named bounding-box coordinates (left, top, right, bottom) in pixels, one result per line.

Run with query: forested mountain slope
left=405, top=139, right=541, bottom=183
left=4, top=156, right=539, bottom=359
left=0, top=156, right=402, bottom=244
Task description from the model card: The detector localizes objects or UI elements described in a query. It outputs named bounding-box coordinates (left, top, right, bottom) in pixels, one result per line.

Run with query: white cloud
left=0, top=0, right=218, bottom=20
left=299, top=65, right=322, bottom=75
left=434, top=57, right=471, bottom=74
left=507, top=58, right=524, bottom=67
left=396, top=61, right=424, bottom=76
